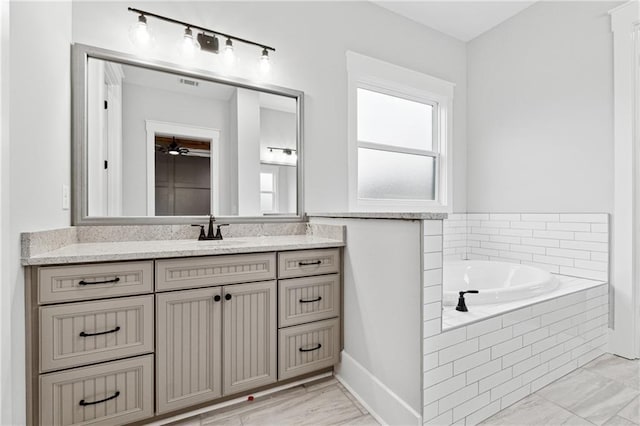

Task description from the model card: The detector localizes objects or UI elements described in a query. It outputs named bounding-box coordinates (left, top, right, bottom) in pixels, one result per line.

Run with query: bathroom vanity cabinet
left=25, top=247, right=342, bottom=426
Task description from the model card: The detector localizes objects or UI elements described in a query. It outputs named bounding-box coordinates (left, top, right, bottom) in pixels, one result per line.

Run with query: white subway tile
left=479, top=327, right=513, bottom=349
left=548, top=352, right=572, bottom=370
left=531, top=299, right=558, bottom=316
left=424, top=352, right=439, bottom=371
left=478, top=369, right=513, bottom=393
left=559, top=214, right=607, bottom=223
left=490, top=235, right=522, bottom=244
left=577, top=347, right=604, bottom=367
left=498, top=251, right=533, bottom=262
left=539, top=344, right=564, bottom=363
left=440, top=339, right=479, bottom=364
left=499, top=384, right=531, bottom=410
left=424, top=269, right=443, bottom=286
left=424, top=252, right=443, bottom=270
left=471, top=227, right=501, bottom=236
left=424, top=410, right=452, bottom=426
left=490, top=376, right=523, bottom=401
left=512, top=354, right=542, bottom=376
left=424, top=363, right=453, bottom=386
left=481, top=241, right=511, bottom=251
left=519, top=363, right=549, bottom=384
left=465, top=400, right=501, bottom=426
left=523, top=328, right=550, bottom=346
left=560, top=240, right=608, bottom=253
left=531, top=360, right=577, bottom=392
left=533, top=230, right=574, bottom=240
left=424, top=220, right=443, bottom=236
left=574, top=232, right=608, bottom=243
left=424, top=327, right=467, bottom=353
left=531, top=335, right=558, bottom=355
left=470, top=247, right=501, bottom=257
left=423, top=401, right=439, bottom=422
left=480, top=220, right=511, bottom=228
left=511, top=221, right=546, bottom=230
left=546, top=247, right=590, bottom=260
left=590, top=252, right=609, bottom=262
left=591, top=223, right=608, bottom=233
left=439, top=383, right=479, bottom=413
left=512, top=317, right=541, bottom=336
left=424, top=302, right=442, bottom=321
left=532, top=254, right=574, bottom=267
left=521, top=213, right=559, bottom=222
left=467, top=213, right=490, bottom=220
left=424, top=235, right=444, bottom=253
left=453, top=392, right=491, bottom=422
left=489, top=213, right=521, bottom=221
left=503, top=308, right=533, bottom=326
left=424, top=285, right=442, bottom=304
left=559, top=267, right=607, bottom=281
left=423, top=374, right=466, bottom=404
left=500, top=228, right=533, bottom=237
left=454, top=349, right=491, bottom=375
left=491, top=336, right=523, bottom=359
left=424, top=318, right=442, bottom=339
left=510, top=244, right=546, bottom=255
left=468, top=233, right=491, bottom=242
left=547, top=222, right=591, bottom=232
left=503, top=346, right=533, bottom=368
left=467, top=317, right=503, bottom=339
left=466, top=359, right=502, bottom=384
left=520, top=237, right=560, bottom=248
left=573, top=259, right=608, bottom=272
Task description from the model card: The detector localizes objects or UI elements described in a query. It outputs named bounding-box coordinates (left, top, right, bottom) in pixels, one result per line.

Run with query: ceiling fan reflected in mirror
left=156, top=136, right=189, bottom=156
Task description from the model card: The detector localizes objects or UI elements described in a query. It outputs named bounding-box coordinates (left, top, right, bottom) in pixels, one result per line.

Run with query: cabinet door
left=223, top=281, right=277, bottom=395
left=156, top=287, right=222, bottom=414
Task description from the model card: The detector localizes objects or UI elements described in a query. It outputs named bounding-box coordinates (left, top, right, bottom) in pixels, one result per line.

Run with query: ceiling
left=373, top=1, right=537, bottom=42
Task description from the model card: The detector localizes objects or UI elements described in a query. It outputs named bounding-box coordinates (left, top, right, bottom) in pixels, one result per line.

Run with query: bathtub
left=442, top=260, right=559, bottom=306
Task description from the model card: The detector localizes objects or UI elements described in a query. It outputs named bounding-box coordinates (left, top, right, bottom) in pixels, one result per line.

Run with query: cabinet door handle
left=79, top=326, right=121, bottom=337
left=299, top=343, right=322, bottom=352
left=298, top=260, right=322, bottom=266
left=78, top=277, right=120, bottom=286
left=225, top=293, right=232, bottom=301
left=299, top=296, right=322, bottom=303
left=79, top=391, right=120, bottom=406
left=214, top=295, right=221, bottom=302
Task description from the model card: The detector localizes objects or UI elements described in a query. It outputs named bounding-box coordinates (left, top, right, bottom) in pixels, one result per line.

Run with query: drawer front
left=279, top=274, right=341, bottom=327
left=38, top=261, right=153, bottom=304
left=40, top=296, right=154, bottom=373
left=156, top=253, right=276, bottom=291
left=278, top=318, right=340, bottom=381
left=40, top=355, right=154, bottom=426
left=278, top=248, right=340, bottom=279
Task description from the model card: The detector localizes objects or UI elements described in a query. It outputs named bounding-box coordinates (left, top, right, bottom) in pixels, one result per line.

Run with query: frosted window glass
left=260, top=193, right=273, bottom=212
left=357, top=88, right=433, bottom=151
left=260, top=173, right=273, bottom=192
left=358, top=148, right=435, bottom=200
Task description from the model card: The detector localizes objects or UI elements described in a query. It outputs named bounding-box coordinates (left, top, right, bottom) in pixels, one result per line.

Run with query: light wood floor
left=168, top=377, right=379, bottom=426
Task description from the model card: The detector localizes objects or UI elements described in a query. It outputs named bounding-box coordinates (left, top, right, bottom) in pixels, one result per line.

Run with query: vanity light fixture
left=128, top=7, right=275, bottom=72
left=268, top=147, right=296, bottom=156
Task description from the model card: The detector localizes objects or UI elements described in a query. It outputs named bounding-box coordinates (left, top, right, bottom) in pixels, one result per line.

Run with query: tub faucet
left=456, top=290, right=479, bottom=312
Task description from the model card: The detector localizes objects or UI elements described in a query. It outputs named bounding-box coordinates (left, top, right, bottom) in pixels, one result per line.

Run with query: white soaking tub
left=443, top=260, right=559, bottom=306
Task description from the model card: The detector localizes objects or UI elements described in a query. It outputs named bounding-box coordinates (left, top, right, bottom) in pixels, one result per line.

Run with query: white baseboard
left=335, top=351, right=422, bottom=426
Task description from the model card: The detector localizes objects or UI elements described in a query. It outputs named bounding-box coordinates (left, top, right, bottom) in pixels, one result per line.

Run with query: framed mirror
left=72, top=44, right=304, bottom=225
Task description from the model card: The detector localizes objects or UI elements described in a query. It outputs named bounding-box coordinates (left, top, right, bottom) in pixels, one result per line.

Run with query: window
left=347, top=51, right=454, bottom=212
left=260, top=172, right=276, bottom=213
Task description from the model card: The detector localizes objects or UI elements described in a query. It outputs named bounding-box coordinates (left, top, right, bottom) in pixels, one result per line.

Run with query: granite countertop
left=308, top=212, right=448, bottom=220
left=22, top=235, right=345, bottom=266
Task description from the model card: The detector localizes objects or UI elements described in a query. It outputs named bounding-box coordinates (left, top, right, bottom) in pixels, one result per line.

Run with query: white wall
left=71, top=1, right=468, bottom=213
left=121, top=82, right=230, bottom=215
left=3, top=3, right=72, bottom=425
left=466, top=1, right=617, bottom=213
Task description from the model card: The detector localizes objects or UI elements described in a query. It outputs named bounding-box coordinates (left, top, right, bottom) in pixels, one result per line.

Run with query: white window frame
left=259, top=169, right=277, bottom=213
left=347, top=51, right=454, bottom=212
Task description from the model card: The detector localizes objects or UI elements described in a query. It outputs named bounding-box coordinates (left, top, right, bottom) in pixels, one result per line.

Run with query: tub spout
left=456, top=290, right=479, bottom=312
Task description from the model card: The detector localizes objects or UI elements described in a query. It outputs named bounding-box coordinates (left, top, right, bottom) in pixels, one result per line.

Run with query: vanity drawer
left=279, top=274, right=340, bottom=327
left=278, top=318, right=340, bottom=380
left=277, top=248, right=341, bottom=279
left=156, top=252, right=276, bottom=291
left=40, top=354, right=154, bottom=426
left=38, top=261, right=153, bottom=304
left=40, top=296, right=154, bottom=373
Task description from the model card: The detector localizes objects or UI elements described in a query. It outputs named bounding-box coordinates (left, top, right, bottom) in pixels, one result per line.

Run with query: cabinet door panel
left=156, top=287, right=222, bottom=414
left=223, top=281, right=277, bottom=395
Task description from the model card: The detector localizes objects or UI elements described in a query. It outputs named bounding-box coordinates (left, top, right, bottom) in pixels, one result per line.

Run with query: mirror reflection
left=86, top=57, right=298, bottom=218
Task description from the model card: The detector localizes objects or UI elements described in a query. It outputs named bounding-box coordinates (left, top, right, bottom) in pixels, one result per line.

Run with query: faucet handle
left=214, top=224, right=229, bottom=240
left=191, top=224, right=206, bottom=240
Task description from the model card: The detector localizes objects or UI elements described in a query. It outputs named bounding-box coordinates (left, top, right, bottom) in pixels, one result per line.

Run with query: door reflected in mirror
left=84, top=56, right=299, bottom=219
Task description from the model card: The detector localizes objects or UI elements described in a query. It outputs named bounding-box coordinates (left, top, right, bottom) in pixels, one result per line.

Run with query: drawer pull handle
left=299, top=296, right=322, bottom=303
left=298, top=260, right=322, bottom=266
left=299, top=343, right=322, bottom=352
left=79, top=391, right=120, bottom=406
left=78, top=277, right=120, bottom=286
left=79, top=326, right=121, bottom=337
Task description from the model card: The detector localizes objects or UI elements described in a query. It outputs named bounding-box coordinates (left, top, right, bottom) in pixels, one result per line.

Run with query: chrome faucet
left=192, top=215, right=229, bottom=240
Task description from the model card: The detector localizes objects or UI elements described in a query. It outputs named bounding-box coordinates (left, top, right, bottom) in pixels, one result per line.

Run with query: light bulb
left=223, top=38, right=235, bottom=65
left=180, top=27, right=200, bottom=57
left=259, top=48, right=271, bottom=74
left=128, top=15, right=155, bottom=49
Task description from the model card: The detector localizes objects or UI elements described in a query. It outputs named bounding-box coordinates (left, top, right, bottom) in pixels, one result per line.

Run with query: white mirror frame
left=72, top=43, right=305, bottom=225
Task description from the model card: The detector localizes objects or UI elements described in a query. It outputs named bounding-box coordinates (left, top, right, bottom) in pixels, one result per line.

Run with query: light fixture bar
left=268, top=147, right=297, bottom=155
left=127, top=7, right=276, bottom=53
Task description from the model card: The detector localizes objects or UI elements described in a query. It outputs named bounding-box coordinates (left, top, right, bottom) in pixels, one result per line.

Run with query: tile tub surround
left=21, top=223, right=345, bottom=264
left=422, top=284, right=609, bottom=425
left=442, top=213, right=609, bottom=281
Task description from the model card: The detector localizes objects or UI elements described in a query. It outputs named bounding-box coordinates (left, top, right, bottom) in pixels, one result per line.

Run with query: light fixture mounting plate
left=197, top=33, right=219, bottom=54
